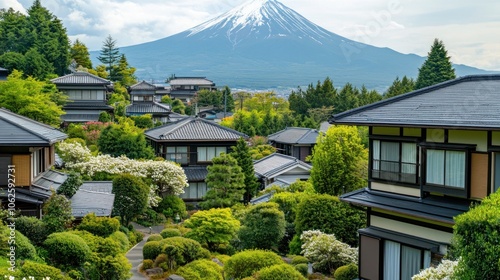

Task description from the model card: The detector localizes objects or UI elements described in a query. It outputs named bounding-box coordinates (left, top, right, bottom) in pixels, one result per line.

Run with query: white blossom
left=412, top=259, right=458, bottom=280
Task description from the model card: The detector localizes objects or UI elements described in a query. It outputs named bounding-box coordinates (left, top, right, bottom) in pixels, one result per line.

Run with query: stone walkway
left=126, top=223, right=165, bottom=280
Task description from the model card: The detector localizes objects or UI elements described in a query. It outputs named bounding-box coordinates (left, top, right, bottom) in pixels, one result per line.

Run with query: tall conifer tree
left=232, top=137, right=260, bottom=203
left=97, top=35, right=120, bottom=80
left=415, top=39, right=456, bottom=89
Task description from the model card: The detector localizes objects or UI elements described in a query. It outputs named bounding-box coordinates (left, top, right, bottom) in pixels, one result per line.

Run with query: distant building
left=168, top=77, right=216, bottom=103
left=51, top=71, right=114, bottom=124
left=126, top=80, right=172, bottom=123
left=253, top=153, right=312, bottom=189
left=267, top=127, right=321, bottom=162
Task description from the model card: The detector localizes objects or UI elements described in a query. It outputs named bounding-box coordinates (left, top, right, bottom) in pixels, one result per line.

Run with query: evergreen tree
left=113, top=54, right=137, bottom=86
left=97, top=35, right=120, bottom=80
left=23, top=47, right=53, bottom=79
left=200, top=153, right=245, bottom=209
left=415, top=39, right=456, bottom=89
left=0, top=8, right=28, bottom=54
left=70, top=39, right=92, bottom=69
left=0, top=51, right=26, bottom=73
left=222, top=86, right=235, bottom=113
left=384, top=76, right=415, bottom=99
left=358, top=85, right=382, bottom=107
left=334, top=83, right=359, bottom=114
left=231, top=137, right=260, bottom=204
left=112, top=174, right=149, bottom=226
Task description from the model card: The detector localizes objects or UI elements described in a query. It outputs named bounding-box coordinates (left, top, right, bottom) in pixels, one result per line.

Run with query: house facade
left=126, top=80, right=172, bottom=123
left=51, top=71, right=114, bottom=124
left=329, top=74, right=500, bottom=280
left=267, top=127, right=320, bottom=162
left=0, top=108, right=68, bottom=217
left=144, top=117, right=247, bottom=202
left=168, top=77, right=216, bottom=103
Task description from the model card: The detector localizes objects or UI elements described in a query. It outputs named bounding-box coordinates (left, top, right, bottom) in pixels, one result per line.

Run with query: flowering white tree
left=300, top=230, right=358, bottom=274
left=57, top=141, right=188, bottom=206
left=412, top=259, right=458, bottom=280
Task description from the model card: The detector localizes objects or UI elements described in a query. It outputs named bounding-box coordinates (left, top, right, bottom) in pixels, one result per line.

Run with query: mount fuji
left=95, top=0, right=489, bottom=90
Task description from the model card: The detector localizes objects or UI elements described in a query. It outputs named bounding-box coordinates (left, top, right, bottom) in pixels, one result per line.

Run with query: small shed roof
left=253, top=153, right=311, bottom=179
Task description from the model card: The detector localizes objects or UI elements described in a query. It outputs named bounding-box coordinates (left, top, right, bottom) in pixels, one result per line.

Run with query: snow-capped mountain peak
left=187, top=0, right=332, bottom=46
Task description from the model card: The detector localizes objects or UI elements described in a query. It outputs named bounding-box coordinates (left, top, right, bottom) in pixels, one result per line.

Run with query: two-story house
left=329, top=74, right=500, bottom=280
left=51, top=71, right=114, bottom=124
left=267, top=127, right=321, bottom=162
left=168, top=77, right=216, bottom=103
left=126, top=80, right=172, bottom=124
left=144, top=117, right=247, bottom=203
left=0, top=108, right=68, bottom=217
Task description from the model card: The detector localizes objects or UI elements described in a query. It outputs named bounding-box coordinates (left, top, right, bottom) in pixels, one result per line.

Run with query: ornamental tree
left=184, top=208, right=240, bottom=252
left=42, top=192, right=74, bottom=234
left=112, top=174, right=149, bottom=226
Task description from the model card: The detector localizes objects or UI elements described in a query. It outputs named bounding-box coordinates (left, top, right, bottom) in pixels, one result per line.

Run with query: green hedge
left=177, top=259, right=224, bottom=280
left=143, top=240, right=162, bottom=260
left=224, top=250, right=284, bottom=279
left=16, top=260, right=69, bottom=280
left=109, top=231, right=130, bottom=253
left=147, top=234, right=163, bottom=242
left=14, top=216, right=48, bottom=245
left=334, top=264, right=358, bottom=280
left=254, top=264, right=306, bottom=280
left=160, top=228, right=181, bottom=238
left=159, top=237, right=210, bottom=266
left=44, top=232, right=91, bottom=268
left=77, top=213, right=120, bottom=237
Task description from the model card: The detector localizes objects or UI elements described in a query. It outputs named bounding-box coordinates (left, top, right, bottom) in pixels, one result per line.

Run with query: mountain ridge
left=90, top=0, right=491, bottom=91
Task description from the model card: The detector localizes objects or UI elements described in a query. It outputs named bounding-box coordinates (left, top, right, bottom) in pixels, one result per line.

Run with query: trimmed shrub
left=109, top=231, right=130, bottom=253
left=224, top=250, right=284, bottom=279
left=143, top=240, right=162, bottom=260
left=159, top=237, right=210, bottom=266
left=17, top=260, right=68, bottom=280
left=160, top=228, right=181, bottom=239
left=288, top=235, right=302, bottom=255
left=77, top=213, right=120, bottom=237
left=70, top=230, right=101, bottom=251
left=141, top=259, right=154, bottom=271
left=154, top=253, right=168, bottom=267
left=334, top=264, right=358, bottom=280
left=291, top=255, right=309, bottom=265
left=147, top=234, right=163, bottom=242
left=14, top=216, right=48, bottom=245
left=156, top=195, right=187, bottom=219
left=177, top=259, right=224, bottom=280
left=44, top=232, right=91, bottom=268
left=295, top=194, right=365, bottom=247
left=294, top=263, right=308, bottom=277
left=9, top=229, right=38, bottom=260
left=254, top=264, right=306, bottom=280
left=238, top=203, right=285, bottom=251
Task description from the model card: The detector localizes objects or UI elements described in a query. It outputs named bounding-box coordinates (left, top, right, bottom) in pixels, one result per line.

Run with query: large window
left=372, top=140, right=418, bottom=184
left=166, top=146, right=189, bottom=165
left=426, top=149, right=465, bottom=189
left=179, top=182, right=207, bottom=199
left=383, top=240, right=431, bottom=280
left=197, top=147, right=226, bottom=162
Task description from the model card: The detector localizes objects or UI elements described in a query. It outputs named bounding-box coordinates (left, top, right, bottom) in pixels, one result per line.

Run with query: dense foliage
left=57, top=170, right=83, bottom=198
left=158, top=236, right=210, bottom=267
left=176, top=259, right=224, bottom=280
left=232, top=137, right=260, bottom=203
left=415, top=38, right=456, bottom=89
left=42, top=192, right=74, bottom=234
left=44, top=232, right=91, bottom=268
left=224, top=250, right=284, bottom=280
left=254, top=263, right=306, bottom=280
left=334, top=264, right=359, bottom=280
left=14, top=216, right=48, bottom=245
left=112, top=174, right=150, bottom=225
left=156, top=195, right=188, bottom=219
left=77, top=213, right=121, bottom=237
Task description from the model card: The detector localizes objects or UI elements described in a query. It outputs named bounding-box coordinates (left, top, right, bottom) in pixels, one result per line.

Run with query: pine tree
left=415, top=39, right=456, bottom=89
left=384, top=76, right=415, bottom=99
left=70, top=39, right=92, bottom=69
left=97, top=35, right=120, bottom=80
left=231, top=137, right=260, bottom=204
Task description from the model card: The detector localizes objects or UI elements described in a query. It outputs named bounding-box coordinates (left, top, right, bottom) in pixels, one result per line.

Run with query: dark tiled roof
left=0, top=189, right=43, bottom=204
left=64, top=101, right=113, bottom=109
left=340, top=188, right=471, bottom=224
left=145, top=117, right=247, bottom=141
left=183, top=166, right=208, bottom=181
left=71, top=188, right=115, bottom=218
left=130, top=80, right=157, bottom=91
left=169, top=77, right=214, bottom=86
left=250, top=192, right=274, bottom=205
left=126, top=102, right=171, bottom=115
left=268, top=127, right=320, bottom=144
left=61, top=113, right=100, bottom=122
left=0, top=108, right=67, bottom=145
left=79, top=181, right=113, bottom=194
left=330, top=74, right=500, bottom=129
left=51, top=71, right=111, bottom=85
left=253, top=153, right=312, bottom=179
left=31, top=170, right=68, bottom=198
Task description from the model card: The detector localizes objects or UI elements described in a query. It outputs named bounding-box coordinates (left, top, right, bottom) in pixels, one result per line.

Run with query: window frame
left=165, top=146, right=189, bottom=165
left=421, top=142, right=475, bottom=198
left=197, top=146, right=226, bottom=163
left=370, top=136, right=420, bottom=186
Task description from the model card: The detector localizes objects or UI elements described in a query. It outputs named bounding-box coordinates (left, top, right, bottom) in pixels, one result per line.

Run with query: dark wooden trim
left=370, top=211, right=454, bottom=233
left=488, top=131, right=493, bottom=196
left=444, top=129, right=449, bottom=143
left=369, top=179, right=420, bottom=189
left=369, top=135, right=420, bottom=142
left=419, top=142, right=477, bottom=150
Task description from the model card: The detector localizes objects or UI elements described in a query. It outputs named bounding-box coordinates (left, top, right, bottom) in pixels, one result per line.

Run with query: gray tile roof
left=330, top=74, right=500, bottom=129
left=130, top=80, right=157, bottom=91
left=64, top=101, right=113, bottom=109
left=31, top=170, right=68, bottom=198
left=0, top=188, right=43, bottom=204
left=169, top=77, right=214, bottom=86
left=183, top=166, right=208, bottom=181
left=61, top=112, right=100, bottom=122
left=0, top=108, right=67, bottom=145
left=268, top=127, right=320, bottom=144
left=126, top=102, right=171, bottom=115
left=145, top=117, right=247, bottom=141
left=71, top=188, right=115, bottom=218
left=253, top=153, right=312, bottom=179
left=79, top=181, right=113, bottom=194
left=51, top=71, right=111, bottom=85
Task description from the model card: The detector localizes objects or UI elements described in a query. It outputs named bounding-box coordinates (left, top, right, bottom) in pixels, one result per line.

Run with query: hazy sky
left=2, top=0, right=500, bottom=70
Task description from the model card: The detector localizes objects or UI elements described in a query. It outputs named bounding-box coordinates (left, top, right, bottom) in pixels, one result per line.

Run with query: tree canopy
left=112, top=174, right=149, bottom=226
left=70, top=39, right=92, bottom=69
left=415, top=38, right=456, bottom=89
left=97, top=35, right=121, bottom=80
left=231, top=137, right=260, bottom=203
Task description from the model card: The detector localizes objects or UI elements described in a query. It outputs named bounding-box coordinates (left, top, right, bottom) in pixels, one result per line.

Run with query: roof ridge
left=0, top=108, right=63, bottom=143
left=195, top=117, right=247, bottom=137
left=51, top=71, right=111, bottom=84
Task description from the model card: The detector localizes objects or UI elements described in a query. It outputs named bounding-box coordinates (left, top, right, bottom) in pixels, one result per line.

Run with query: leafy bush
left=411, top=259, right=458, bottom=280
left=17, top=260, right=69, bottom=280
left=254, top=264, right=306, bottom=280
left=159, top=237, right=210, bottom=266
left=136, top=208, right=167, bottom=227
left=184, top=208, right=240, bottom=252
left=291, top=255, right=309, bottom=265
left=334, top=263, right=358, bottom=280
left=14, top=216, right=47, bottom=245
left=77, top=213, right=120, bottom=237
left=143, top=240, right=163, bottom=260
left=294, top=263, right=308, bottom=277
left=295, top=194, right=365, bottom=247
left=300, top=230, right=357, bottom=274
left=44, top=232, right=91, bottom=268
left=156, top=195, right=187, bottom=219
left=160, top=228, right=181, bottom=239
left=147, top=234, right=163, bottom=242
left=224, top=250, right=284, bottom=279
left=57, top=171, right=83, bottom=198
left=11, top=230, right=37, bottom=260
left=288, top=235, right=302, bottom=255
left=452, top=191, right=500, bottom=279
left=177, top=259, right=224, bottom=280
left=109, top=231, right=130, bottom=253
left=154, top=253, right=168, bottom=267
left=42, top=192, right=74, bottom=234
left=238, top=203, right=285, bottom=251
left=70, top=230, right=101, bottom=251
left=141, top=259, right=154, bottom=271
